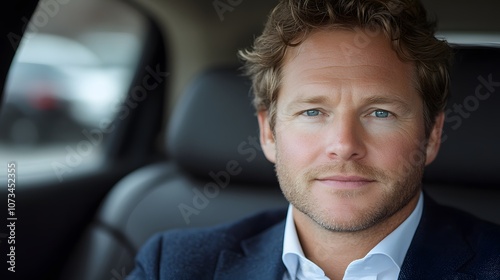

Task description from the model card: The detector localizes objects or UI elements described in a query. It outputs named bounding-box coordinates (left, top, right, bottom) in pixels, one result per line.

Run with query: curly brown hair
left=239, top=0, right=453, bottom=137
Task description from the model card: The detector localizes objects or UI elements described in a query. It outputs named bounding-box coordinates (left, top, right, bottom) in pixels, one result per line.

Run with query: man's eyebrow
left=360, top=95, right=413, bottom=111
left=292, top=95, right=332, bottom=105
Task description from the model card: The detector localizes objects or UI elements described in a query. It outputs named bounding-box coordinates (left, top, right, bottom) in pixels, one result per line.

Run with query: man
left=128, top=0, right=500, bottom=279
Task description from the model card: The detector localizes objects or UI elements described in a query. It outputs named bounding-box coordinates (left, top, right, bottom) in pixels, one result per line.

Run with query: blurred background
left=0, top=0, right=146, bottom=181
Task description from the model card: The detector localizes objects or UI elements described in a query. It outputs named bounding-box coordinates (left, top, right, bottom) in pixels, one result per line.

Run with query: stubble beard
left=275, top=151, right=424, bottom=233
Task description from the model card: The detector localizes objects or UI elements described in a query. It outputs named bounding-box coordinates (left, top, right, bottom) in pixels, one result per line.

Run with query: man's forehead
left=283, top=28, right=402, bottom=68
left=280, top=28, right=415, bottom=90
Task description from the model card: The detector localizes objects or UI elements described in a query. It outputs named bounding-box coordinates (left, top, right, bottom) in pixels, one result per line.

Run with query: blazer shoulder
left=425, top=199, right=500, bottom=277
left=459, top=213, right=500, bottom=276
left=161, top=207, right=287, bottom=253
left=128, top=208, right=287, bottom=280
left=439, top=202, right=500, bottom=246
left=402, top=196, right=500, bottom=279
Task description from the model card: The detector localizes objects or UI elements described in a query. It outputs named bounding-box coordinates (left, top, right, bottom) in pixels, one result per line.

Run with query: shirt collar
left=367, top=192, right=424, bottom=268
left=282, top=204, right=327, bottom=279
left=281, top=192, right=424, bottom=279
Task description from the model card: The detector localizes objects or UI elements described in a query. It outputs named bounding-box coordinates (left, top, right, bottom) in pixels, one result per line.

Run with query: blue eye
left=373, top=110, right=391, bottom=118
left=303, top=109, right=320, bottom=117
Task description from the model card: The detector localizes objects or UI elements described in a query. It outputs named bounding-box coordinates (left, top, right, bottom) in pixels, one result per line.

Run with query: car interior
left=0, top=0, right=499, bottom=279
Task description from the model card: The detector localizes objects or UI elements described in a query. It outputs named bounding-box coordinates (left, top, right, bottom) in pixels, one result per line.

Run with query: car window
left=0, top=0, right=147, bottom=183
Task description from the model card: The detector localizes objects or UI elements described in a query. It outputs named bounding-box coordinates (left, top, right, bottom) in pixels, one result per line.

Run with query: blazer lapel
left=399, top=194, right=475, bottom=280
left=214, top=220, right=286, bottom=280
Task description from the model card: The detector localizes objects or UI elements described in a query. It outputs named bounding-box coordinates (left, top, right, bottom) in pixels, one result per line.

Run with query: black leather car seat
left=61, top=45, right=500, bottom=280
left=61, top=68, right=287, bottom=280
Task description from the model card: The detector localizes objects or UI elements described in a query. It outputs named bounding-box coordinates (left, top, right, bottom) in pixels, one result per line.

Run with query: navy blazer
left=127, top=195, right=500, bottom=280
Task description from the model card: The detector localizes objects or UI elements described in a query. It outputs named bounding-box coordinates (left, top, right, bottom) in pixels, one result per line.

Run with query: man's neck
left=292, top=194, right=420, bottom=280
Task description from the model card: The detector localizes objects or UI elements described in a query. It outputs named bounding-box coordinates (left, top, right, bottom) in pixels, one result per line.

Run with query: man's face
left=258, top=29, right=444, bottom=232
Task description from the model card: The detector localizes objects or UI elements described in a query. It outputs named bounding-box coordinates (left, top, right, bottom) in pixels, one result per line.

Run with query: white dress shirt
left=282, top=192, right=424, bottom=280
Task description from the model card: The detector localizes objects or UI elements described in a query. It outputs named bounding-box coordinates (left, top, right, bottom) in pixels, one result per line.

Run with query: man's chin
left=312, top=210, right=381, bottom=232
left=292, top=200, right=381, bottom=233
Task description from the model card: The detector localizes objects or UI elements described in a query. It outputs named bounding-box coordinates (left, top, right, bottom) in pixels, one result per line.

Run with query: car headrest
left=424, top=45, right=500, bottom=188
left=167, top=67, right=278, bottom=185
left=168, top=45, right=500, bottom=188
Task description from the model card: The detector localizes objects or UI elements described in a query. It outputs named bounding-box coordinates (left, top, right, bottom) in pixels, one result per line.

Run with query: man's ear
left=425, top=112, right=445, bottom=166
left=257, top=111, right=276, bottom=163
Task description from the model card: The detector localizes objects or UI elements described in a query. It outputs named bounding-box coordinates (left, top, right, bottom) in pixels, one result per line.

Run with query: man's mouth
left=315, top=175, right=376, bottom=189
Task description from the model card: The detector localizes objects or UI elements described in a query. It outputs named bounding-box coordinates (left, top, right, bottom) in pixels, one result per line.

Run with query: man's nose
left=324, top=114, right=366, bottom=161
